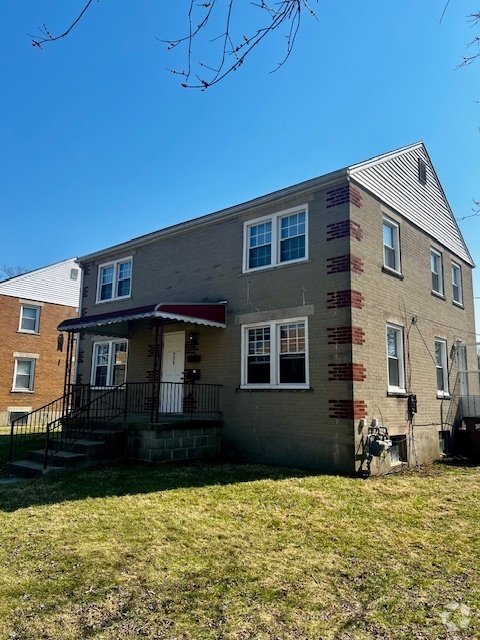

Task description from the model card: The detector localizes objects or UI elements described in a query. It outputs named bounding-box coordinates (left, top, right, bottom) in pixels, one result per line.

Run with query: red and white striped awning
left=58, top=302, right=227, bottom=332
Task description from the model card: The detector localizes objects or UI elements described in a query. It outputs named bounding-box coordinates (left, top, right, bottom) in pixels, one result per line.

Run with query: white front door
left=160, top=332, right=185, bottom=413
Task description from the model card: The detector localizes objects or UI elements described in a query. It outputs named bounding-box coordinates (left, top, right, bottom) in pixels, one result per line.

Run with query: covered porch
left=58, top=302, right=227, bottom=424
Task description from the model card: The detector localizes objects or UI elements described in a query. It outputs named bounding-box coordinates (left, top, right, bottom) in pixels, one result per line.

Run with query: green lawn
left=0, top=461, right=479, bottom=639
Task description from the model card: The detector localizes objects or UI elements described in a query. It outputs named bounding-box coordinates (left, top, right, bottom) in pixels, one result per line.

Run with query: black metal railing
left=9, top=381, right=222, bottom=469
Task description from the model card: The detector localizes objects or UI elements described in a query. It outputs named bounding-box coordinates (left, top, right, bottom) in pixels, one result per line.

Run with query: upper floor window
left=435, top=338, right=449, bottom=397
left=13, top=358, right=36, bottom=392
left=383, top=217, right=401, bottom=273
left=243, top=206, right=308, bottom=272
left=241, top=318, right=309, bottom=388
left=452, top=262, right=463, bottom=305
left=91, top=340, right=128, bottom=387
left=386, top=323, right=405, bottom=393
left=19, top=305, right=40, bottom=333
left=96, top=258, right=132, bottom=302
left=431, top=249, right=443, bottom=295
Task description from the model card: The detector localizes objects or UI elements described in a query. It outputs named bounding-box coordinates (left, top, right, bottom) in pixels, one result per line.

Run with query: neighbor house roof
left=0, top=258, right=81, bottom=307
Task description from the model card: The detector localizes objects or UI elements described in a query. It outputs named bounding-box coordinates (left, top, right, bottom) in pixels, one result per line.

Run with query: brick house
left=0, top=259, right=80, bottom=426
left=58, top=143, right=477, bottom=475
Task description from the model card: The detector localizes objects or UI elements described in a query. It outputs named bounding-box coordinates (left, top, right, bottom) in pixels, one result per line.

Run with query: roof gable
left=348, top=142, right=473, bottom=266
left=0, top=258, right=81, bottom=307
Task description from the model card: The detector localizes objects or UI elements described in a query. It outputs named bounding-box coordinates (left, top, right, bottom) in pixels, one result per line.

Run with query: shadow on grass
left=0, top=460, right=314, bottom=512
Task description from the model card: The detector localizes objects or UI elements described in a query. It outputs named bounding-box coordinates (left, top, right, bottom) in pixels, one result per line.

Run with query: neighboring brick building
left=0, top=259, right=80, bottom=425
left=58, top=143, right=477, bottom=475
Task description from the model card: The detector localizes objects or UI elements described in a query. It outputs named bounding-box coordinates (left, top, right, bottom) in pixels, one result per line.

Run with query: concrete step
left=6, top=459, right=65, bottom=479
left=28, top=449, right=87, bottom=468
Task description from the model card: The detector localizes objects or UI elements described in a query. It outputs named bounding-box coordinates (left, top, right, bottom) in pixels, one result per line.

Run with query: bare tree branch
left=456, top=200, right=480, bottom=222
left=456, top=12, right=480, bottom=69
left=0, top=264, right=29, bottom=281
left=29, top=0, right=96, bottom=49
left=161, top=0, right=318, bottom=89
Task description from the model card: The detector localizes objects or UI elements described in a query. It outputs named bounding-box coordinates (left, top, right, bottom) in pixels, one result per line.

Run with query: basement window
left=390, top=435, right=407, bottom=464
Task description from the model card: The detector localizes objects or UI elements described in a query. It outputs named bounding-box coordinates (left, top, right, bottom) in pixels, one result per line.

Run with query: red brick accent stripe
left=326, top=185, right=362, bottom=209
left=329, top=400, right=367, bottom=420
left=327, top=254, right=364, bottom=275
left=326, top=220, right=363, bottom=242
left=82, top=286, right=89, bottom=299
left=327, top=290, right=364, bottom=309
left=328, top=363, right=366, bottom=381
left=327, top=326, right=365, bottom=345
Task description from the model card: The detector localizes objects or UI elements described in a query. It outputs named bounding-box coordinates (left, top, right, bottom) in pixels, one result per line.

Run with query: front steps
left=6, top=427, right=126, bottom=479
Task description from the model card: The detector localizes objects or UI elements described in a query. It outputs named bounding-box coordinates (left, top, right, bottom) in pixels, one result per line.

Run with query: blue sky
left=1, top=1, right=479, bottom=317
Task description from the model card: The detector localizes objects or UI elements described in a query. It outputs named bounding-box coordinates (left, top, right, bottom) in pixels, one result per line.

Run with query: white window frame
left=243, top=205, right=308, bottom=273
left=241, top=317, right=309, bottom=389
left=96, top=257, right=133, bottom=303
left=12, top=358, right=36, bottom=392
left=19, top=304, right=40, bottom=333
left=431, top=249, right=444, bottom=296
left=386, top=323, right=405, bottom=394
left=382, top=217, right=401, bottom=274
left=91, top=339, right=128, bottom=388
left=452, top=261, right=463, bottom=305
left=435, top=338, right=449, bottom=398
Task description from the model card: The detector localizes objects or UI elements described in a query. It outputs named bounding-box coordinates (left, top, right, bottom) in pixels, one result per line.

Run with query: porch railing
left=8, top=381, right=222, bottom=468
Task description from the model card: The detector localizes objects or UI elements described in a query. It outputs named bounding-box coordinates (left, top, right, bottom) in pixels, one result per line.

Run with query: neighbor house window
left=13, top=358, right=36, bottom=391
left=19, top=305, right=40, bottom=333
left=386, top=324, right=405, bottom=393
left=242, top=318, right=308, bottom=388
left=452, top=262, right=463, bottom=305
left=431, top=249, right=443, bottom=295
left=435, top=338, right=449, bottom=397
left=244, top=206, right=308, bottom=272
left=96, top=258, right=132, bottom=302
left=383, top=217, right=401, bottom=273
left=91, top=340, right=128, bottom=387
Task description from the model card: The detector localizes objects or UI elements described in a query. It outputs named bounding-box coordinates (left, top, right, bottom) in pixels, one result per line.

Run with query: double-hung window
left=452, top=262, right=463, bottom=305
left=97, top=258, right=132, bottom=302
left=435, top=339, right=449, bottom=397
left=91, top=340, right=128, bottom=387
left=244, top=206, right=308, bottom=272
left=19, top=305, right=40, bottom=333
left=242, top=318, right=308, bottom=388
left=386, top=324, right=405, bottom=393
left=383, top=217, right=401, bottom=273
left=431, top=249, right=443, bottom=295
left=13, top=358, right=36, bottom=392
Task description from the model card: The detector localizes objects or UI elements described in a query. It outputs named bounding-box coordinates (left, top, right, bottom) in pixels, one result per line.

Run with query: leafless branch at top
left=29, top=0, right=96, bottom=49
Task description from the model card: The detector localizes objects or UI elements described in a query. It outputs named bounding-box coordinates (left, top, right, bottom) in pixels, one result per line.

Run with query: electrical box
left=408, top=394, right=417, bottom=415
left=183, top=369, right=201, bottom=382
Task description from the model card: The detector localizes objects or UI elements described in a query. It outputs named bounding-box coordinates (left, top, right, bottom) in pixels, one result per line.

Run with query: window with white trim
left=435, top=338, right=449, bottom=397
left=383, top=217, right=401, bottom=273
left=386, top=324, right=405, bottom=393
left=431, top=249, right=443, bottom=295
left=242, top=318, right=308, bottom=388
left=452, top=262, right=463, bottom=305
left=91, top=340, right=128, bottom=387
left=243, top=206, right=308, bottom=272
left=96, top=258, right=132, bottom=302
left=13, top=358, right=36, bottom=391
left=19, top=305, right=40, bottom=333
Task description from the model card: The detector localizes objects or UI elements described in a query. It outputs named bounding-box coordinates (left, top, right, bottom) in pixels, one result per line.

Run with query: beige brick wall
left=0, top=294, right=77, bottom=424
left=349, top=184, right=477, bottom=474
left=75, top=178, right=476, bottom=475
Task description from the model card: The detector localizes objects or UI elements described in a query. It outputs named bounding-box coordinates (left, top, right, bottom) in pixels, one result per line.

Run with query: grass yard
left=0, top=461, right=479, bottom=640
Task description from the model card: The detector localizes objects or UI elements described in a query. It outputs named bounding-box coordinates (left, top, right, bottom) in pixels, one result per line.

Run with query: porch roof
left=57, top=302, right=227, bottom=333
